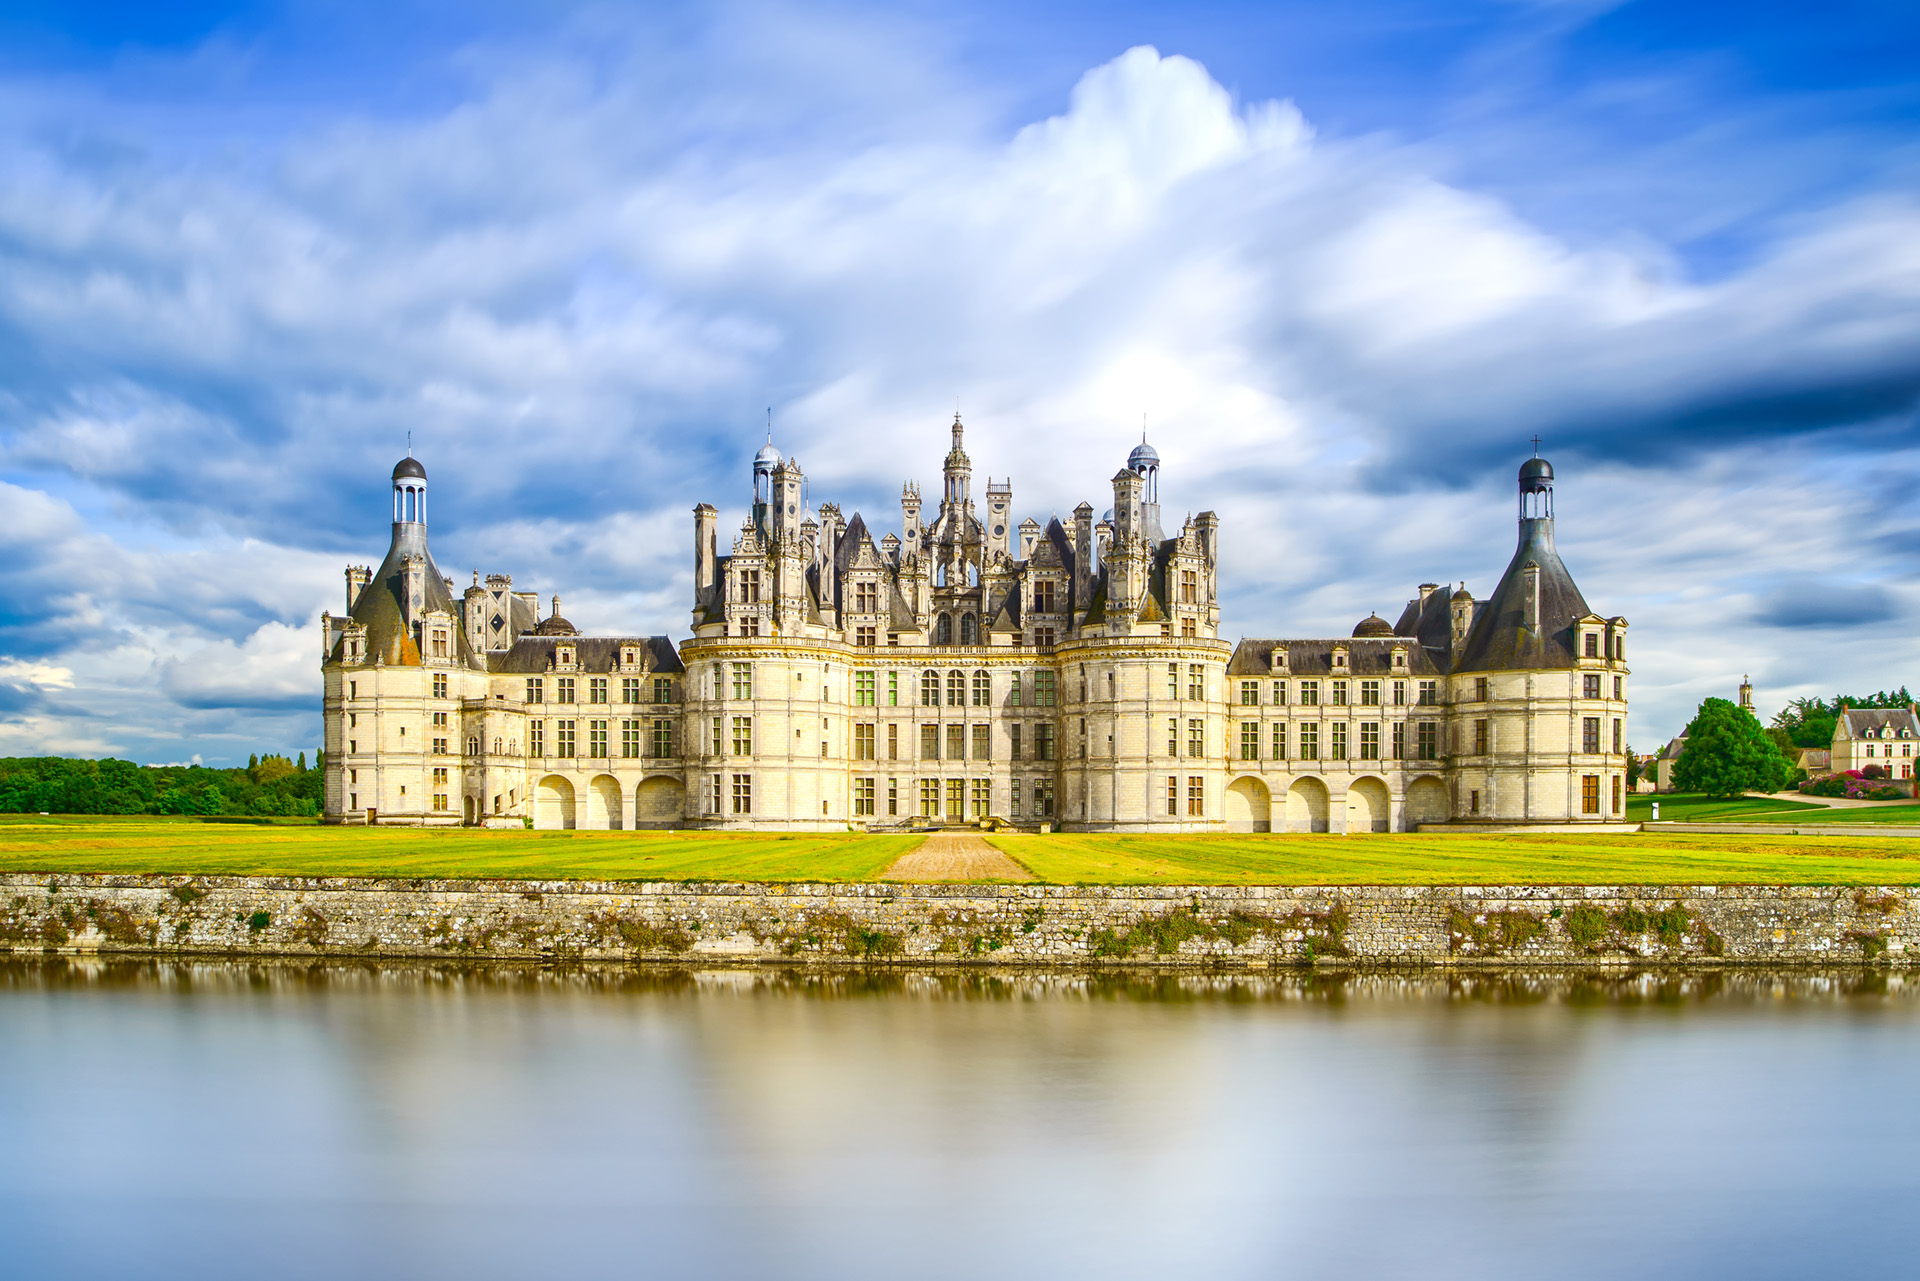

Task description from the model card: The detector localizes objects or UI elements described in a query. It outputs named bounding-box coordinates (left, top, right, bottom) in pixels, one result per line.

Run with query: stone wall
left=1, top=874, right=1914, bottom=967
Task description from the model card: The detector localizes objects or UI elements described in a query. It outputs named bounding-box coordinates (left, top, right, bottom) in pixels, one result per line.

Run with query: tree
left=1625, top=748, right=1642, bottom=789
left=296, top=752, right=306, bottom=772
left=1674, top=697, right=1792, bottom=799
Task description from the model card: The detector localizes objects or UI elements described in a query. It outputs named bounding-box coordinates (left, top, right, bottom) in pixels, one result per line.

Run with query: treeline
left=1770, top=689, right=1915, bottom=749
left=0, top=754, right=325, bottom=818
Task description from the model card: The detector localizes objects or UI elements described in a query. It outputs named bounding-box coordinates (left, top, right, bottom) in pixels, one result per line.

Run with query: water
left=2, top=962, right=1916, bottom=1281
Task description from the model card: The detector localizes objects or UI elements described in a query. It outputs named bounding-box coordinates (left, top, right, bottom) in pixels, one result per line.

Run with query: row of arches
left=531, top=775, right=686, bottom=830
left=1223, top=774, right=1448, bottom=833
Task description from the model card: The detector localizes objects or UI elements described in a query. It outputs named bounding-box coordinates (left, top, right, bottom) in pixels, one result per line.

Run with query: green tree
left=1674, top=698, right=1792, bottom=799
left=1625, top=748, right=1642, bottom=788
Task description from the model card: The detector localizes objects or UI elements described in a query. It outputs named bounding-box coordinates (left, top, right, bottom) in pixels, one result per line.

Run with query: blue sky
left=0, top=0, right=1916, bottom=764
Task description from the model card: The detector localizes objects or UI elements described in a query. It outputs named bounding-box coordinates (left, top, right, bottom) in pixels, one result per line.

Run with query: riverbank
left=4, top=872, right=1913, bottom=968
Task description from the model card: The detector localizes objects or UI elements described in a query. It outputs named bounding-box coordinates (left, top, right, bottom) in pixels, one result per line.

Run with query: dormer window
left=1584, top=633, right=1599, bottom=658
left=1332, top=647, right=1348, bottom=669
left=558, top=647, right=574, bottom=666
left=622, top=648, right=636, bottom=665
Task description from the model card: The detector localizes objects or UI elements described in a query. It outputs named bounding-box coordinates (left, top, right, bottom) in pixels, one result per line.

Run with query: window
left=651, top=719, right=673, bottom=758
left=947, top=724, right=965, bottom=761
left=740, top=569, right=761, bottom=603
left=854, top=778, right=876, bottom=817
left=947, top=670, right=966, bottom=706
left=1584, top=633, right=1599, bottom=658
left=1010, top=780, right=1023, bottom=817
left=738, top=616, right=760, bottom=638
left=731, top=716, right=753, bottom=756
left=920, top=780, right=941, bottom=818
left=1272, top=722, right=1286, bottom=758
left=432, top=737, right=448, bottom=755
left=1473, top=719, right=1489, bottom=755
left=432, top=711, right=449, bottom=728
left=710, top=716, right=722, bottom=756
left=947, top=779, right=966, bottom=818
left=1036, top=723, right=1056, bottom=761
left=1009, top=672, right=1023, bottom=707
left=710, top=775, right=722, bottom=815
left=855, top=671, right=876, bottom=706
left=921, top=725, right=939, bottom=760
left=530, top=721, right=544, bottom=756
left=1034, top=627, right=1055, bottom=648
left=1470, top=789, right=1480, bottom=815
left=1180, top=570, right=1199, bottom=604
left=855, top=723, right=876, bottom=760
left=1188, top=719, right=1204, bottom=757
left=1582, top=775, right=1601, bottom=814
left=557, top=677, right=575, bottom=704
left=1612, top=775, right=1623, bottom=813
left=1417, top=680, right=1438, bottom=706
left=972, top=724, right=990, bottom=760
left=431, top=630, right=448, bottom=659
left=1331, top=680, right=1348, bottom=707
left=854, top=581, right=878, bottom=613
left=922, top=670, right=941, bottom=705
left=1330, top=723, right=1348, bottom=759
left=1392, top=680, right=1406, bottom=706
left=1168, top=664, right=1179, bottom=699
left=973, top=670, right=991, bottom=705
left=589, top=721, right=607, bottom=757
left=1360, top=680, right=1380, bottom=706
left=1614, top=676, right=1622, bottom=700
left=856, top=626, right=876, bottom=647
left=1010, top=724, right=1023, bottom=760
left=1033, top=779, right=1056, bottom=817
left=1273, top=680, right=1287, bottom=705
left=1240, top=722, right=1259, bottom=760
left=586, top=677, right=605, bottom=704
left=1300, top=680, right=1320, bottom=706
left=433, top=674, right=447, bottom=698
left=1474, top=677, right=1489, bottom=702
left=1301, top=724, right=1320, bottom=759
left=971, top=779, right=990, bottom=819
left=731, top=663, right=753, bottom=700
left=1167, top=717, right=1180, bottom=756
left=888, top=671, right=899, bottom=706
left=1034, top=579, right=1056, bottom=613
left=431, top=767, right=448, bottom=785
left=887, top=778, right=899, bottom=816
left=935, top=614, right=952, bottom=644
left=888, top=723, right=899, bottom=760
left=1392, top=722, right=1405, bottom=759
left=1416, top=722, right=1437, bottom=759
left=1187, top=776, right=1205, bottom=817
left=1582, top=717, right=1601, bottom=753
left=1034, top=671, right=1058, bottom=706
left=1166, top=776, right=1179, bottom=816
left=1583, top=674, right=1602, bottom=699
left=1613, top=719, right=1623, bottom=754
left=622, top=677, right=641, bottom=704
left=556, top=720, right=575, bottom=757
left=960, top=614, right=978, bottom=645
left=1360, top=722, right=1380, bottom=760
left=653, top=676, right=673, bottom=704
left=1241, top=680, right=1259, bottom=706
left=1188, top=665, right=1204, bottom=700
left=733, top=774, right=753, bottom=815
left=433, top=793, right=449, bottom=811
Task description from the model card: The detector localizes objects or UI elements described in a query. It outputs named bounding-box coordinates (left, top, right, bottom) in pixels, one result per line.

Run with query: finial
left=407, top=430, right=413, bottom=457
left=765, top=407, right=772, bottom=443
left=1530, top=434, right=1542, bottom=456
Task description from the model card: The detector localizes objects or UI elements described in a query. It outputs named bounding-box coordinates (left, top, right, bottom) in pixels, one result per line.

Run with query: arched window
left=967, top=562, right=979, bottom=586
left=972, top=670, right=990, bottom=706
left=960, top=613, right=977, bottom=645
left=948, top=670, right=966, bottom=706
left=921, top=670, right=941, bottom=705
left=935, top=613, right=952, bottom=644
left=936, top=563, right=948, bottom=587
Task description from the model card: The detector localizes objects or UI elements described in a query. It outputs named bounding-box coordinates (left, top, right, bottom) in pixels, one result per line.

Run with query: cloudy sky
left=0, top=0, right=1916, bottom=765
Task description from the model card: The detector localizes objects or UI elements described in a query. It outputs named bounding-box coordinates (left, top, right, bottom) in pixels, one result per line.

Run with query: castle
left=320, top=418, right=1630, bottom=831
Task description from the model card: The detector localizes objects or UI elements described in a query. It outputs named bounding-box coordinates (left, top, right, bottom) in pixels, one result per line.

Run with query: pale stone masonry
left=321, top=422, right=1630, bottom=830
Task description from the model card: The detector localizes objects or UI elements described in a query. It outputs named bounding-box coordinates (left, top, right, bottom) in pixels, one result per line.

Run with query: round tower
left=393, top=455, right=427, bottom=526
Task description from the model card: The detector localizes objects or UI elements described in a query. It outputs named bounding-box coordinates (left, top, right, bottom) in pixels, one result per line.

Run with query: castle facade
left=320, top=419, right=1631, bottom=831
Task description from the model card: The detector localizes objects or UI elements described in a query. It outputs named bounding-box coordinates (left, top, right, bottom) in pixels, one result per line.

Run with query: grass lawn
left=0, top=815, right=921, bottom=882
left=985, top=830, right=1920, bottom=886
left=1625, top=793, right=1920, bottom=825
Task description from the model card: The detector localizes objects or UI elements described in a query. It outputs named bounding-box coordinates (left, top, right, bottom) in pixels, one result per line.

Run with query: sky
left=0, top=0, right=1916, bottom=765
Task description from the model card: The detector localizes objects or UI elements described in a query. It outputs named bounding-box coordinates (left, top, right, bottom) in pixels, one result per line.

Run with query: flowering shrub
left=1800, top=771, right=1912, bottom=800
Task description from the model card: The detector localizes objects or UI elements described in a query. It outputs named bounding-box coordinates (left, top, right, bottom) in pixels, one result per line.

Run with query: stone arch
left=1346, top=776, right=1390, bottom=833
left=1405, top=775, right=1449, bottom=828
left=635, top=776, right=685, bottom=829
left=586, top=774, right=623, bottom=830
left=534, top=775, right=576, bottom=830
left=1285, top=777, right=1330, bottom=833
left=1224, top=776, right=1272, bottom=832
left=935, top=613, right=953, bottom=644
left=463, top=795, right=475, bottom=825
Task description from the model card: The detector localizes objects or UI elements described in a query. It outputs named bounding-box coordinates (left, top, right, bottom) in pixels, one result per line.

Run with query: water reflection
left=1, top=960, right=1914, bottom=1281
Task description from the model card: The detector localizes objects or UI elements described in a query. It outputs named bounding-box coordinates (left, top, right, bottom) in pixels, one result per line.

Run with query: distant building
left=1831, top=706, right=1920, bottom=780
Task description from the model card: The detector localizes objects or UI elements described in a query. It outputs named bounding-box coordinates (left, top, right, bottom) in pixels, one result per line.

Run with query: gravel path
left=880, top=831, right=1034, bottom=882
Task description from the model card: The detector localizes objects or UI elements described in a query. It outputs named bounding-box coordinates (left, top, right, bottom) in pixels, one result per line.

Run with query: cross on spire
left=1530, top=435, right=1542, bottom=456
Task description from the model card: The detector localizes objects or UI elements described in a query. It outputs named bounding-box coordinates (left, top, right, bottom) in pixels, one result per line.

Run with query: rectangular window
left=653, top=676, right=673, bottom=704
left=920, top=779, right=941, bottom=818
left=855, top=581, right=878, bottom=613
left=1473, top=719, right=1489, bottom=755
left=432, top=673, right=447, bottom=698
left=1240, top=722, right=1259, bottom=760
left=1392, top=721, right=1405, bottom=759
left=589, top=721, right=607, bottom=757
left=1010, top=780, right=1022, bottom=817
left=1582, top=717, right=1601, bottom=753
left=1470, top=789, right=1480, bottom=815
left=557, top=677, right=575, bottom=704
left=1168, top=717, right=1179, bottom=756
left=853, top=778, right=876, bottom=817
left=589, top=677, right=608, bottom=704
left=711, top=716, right=723, bottom=756
left=1273, top=680, right=1287, bottom=705
left=530, top=721, right=544, bottom=756
left=1272, top=722, right=1286, bottom=759
left=1582, top=774, right=1601, bottom=814
left=432, top=767, right=448, bottom=785
left=886, top=671, right=899, bottom=706
left=1179, top=570, right=1199, bottom=604
left=738, top=615, right=760, bottom=638
left=1330, top=722, right=1348, bottom=759
left=1331, top=680, right=1348, bottom=707
left=1612, top=775, right=1623, bottom=813
left=1301, top=723, right=1319, bottom=759
left=1360, top=722, right=1380, bottom=760
left=1167, top=664, right=1179, bottom=699
left=1614, top=676, right=1623, bottom=700
left=948, top=670, right=966, bottom=705
left=922, top=670, right=941, bottom=705
left=1009, top=672, right=1023, bottom=707
left=1188, top=664, right=1204, bottom=700
left=1187, top=776, right=1204, bottom=817
left=1034, top=779, right=1056, bottom=818
left=855, top=626, right=876, bottom=648
left=1418, top=680, right=1438, bottom=706
left=947, top=724, right=965, bottom=761
left=1392, top=680, right=1406, bottom=706
left=732, top=774, right=753, bottom=815
left=855, top=671, right=876, bottom=705
left=887, top=777, right=899, bottom=816
left=1034, top=671, right=1058, bottom=706
left=947, top=778, right=966, bottom=818
left=971, top=779, right=990, bottom=819
left=651, top=719, right=673, bottom=758
left=972, top=723, right=991, bottom=761
left=854, top=723, right=876, bottom=760
left=740, top=569, right=761, bottom=603
left=432, top=711, right=448, bottom=729
left=1583, top=674, right=1602, bottom=699
left=1034, top=579, right=1056, bottom=613
left=969, top=670, right=989, bottom=706
left=921, top=724, right=939, bottom=760
left=1036, top=723, right=1056, bottom=761
left=1613, top=719, right=1623, bottom=754
left=622, top=677, right=641, bottom=704
left=1010, top=724, right=1023, bottom=761
left=1360, top=680, right=1380, bottom=706
left=888, top=723, right=899, bottom=760
left=731, top=663, right=753, bottom=700
left=431, top=630, right=448, bottom=659
left=556, top=720, right=575, bottom=757
left=619, top=720, right=639, bottom=758
left=1300, top=680, right=1320, bottom=706
left=1240, top=680, right=1259, bottom=706
left=1188, top=719, right=1204, bottom=757
left=1166, top=776, right=1179, bottom=816
left=433, top=793, right=448, bottom=811
left=1416, top=721, right=1438, bottom=760
left=1584, top=633, right=1599, bottom=658
left=1474, top=676, right=1490, bottom=702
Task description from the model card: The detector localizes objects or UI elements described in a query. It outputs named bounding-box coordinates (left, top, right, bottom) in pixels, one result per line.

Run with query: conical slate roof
left=1453, top=517, right=1589, bottom=673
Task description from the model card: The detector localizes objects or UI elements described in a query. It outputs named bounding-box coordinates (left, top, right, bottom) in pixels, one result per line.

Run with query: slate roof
left=1837, top=708, right=1920, bottom=740
left=332, top=526, right=476, bottom=668
left=1227, top=638, right=1444, bottom=677
left=1452, top=518, right=1591, bottom=673
left=489, top=635, right=684, bottom=675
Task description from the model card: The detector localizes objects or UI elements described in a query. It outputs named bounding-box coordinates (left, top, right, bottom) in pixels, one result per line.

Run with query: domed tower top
left=392, top=452, right=427, bottom=525
left=753, top=413, right=782, bottom=507
left=1352, top=613, right=1394, bottom=638
left=1127, top=433, right=1160, bottom=503
left=1519, top=441, right=1553, bottom=522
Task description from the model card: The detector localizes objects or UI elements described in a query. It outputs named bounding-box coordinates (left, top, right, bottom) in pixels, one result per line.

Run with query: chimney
left=693, top=503, right=718, bottom=618
left=345, top=565, right=371, bottom=613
